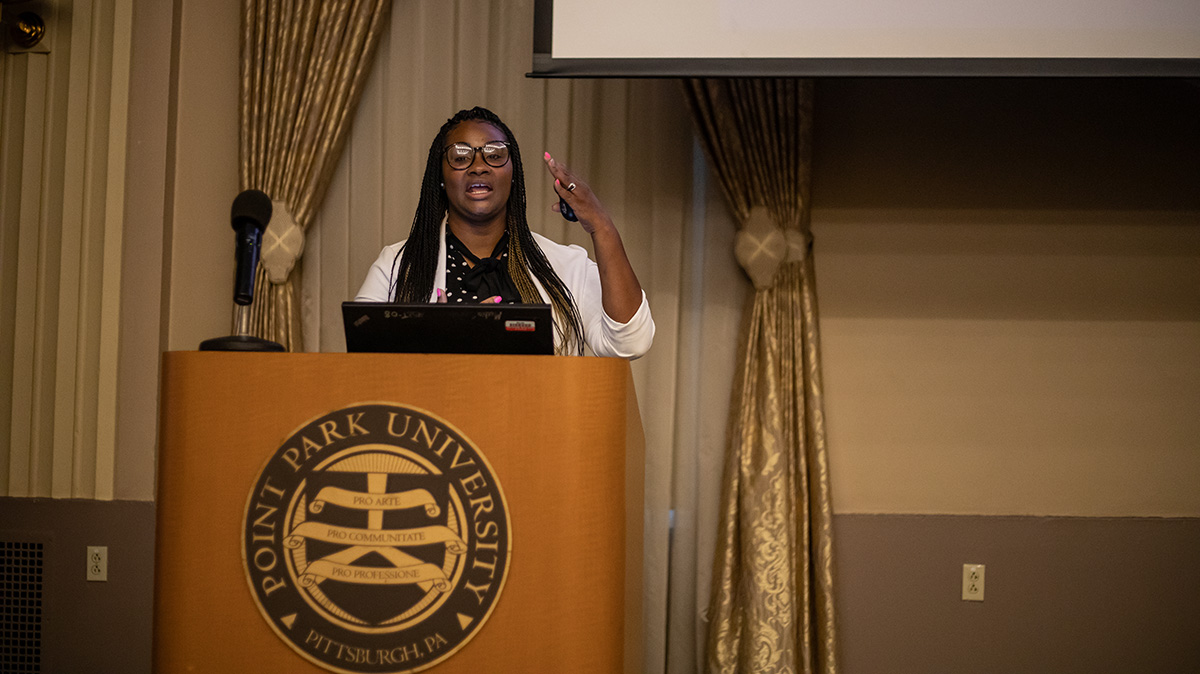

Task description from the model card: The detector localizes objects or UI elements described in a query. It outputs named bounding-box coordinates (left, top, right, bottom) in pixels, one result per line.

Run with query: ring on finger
left=567, top=182, right=577, bottom=192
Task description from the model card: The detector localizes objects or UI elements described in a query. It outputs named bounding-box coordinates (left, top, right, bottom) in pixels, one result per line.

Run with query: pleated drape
left=683, top=79, right=838, bottom=674
left=685, top=80, right=806, bottom=229
left=239, top=0, right=391, bottom=350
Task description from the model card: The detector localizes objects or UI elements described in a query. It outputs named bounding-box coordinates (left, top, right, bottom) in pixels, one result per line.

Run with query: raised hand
left=543, top=152, right=615, bottom=236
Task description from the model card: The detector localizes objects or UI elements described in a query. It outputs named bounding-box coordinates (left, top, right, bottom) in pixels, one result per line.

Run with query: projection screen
left=531, top=0, right=1200, bottom=77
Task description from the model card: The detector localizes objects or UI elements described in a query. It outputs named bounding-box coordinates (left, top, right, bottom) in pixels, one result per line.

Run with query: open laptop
left=342, top=302, right=555, bottom=355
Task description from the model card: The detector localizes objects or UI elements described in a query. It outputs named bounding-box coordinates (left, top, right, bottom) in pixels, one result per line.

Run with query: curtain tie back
left=734, top=206, right=808, bottom=289
left=261, top=199, right=306, bottom=284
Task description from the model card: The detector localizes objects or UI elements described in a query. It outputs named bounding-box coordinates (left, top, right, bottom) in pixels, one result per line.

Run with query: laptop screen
left=342, top=302, right=555, bottom=355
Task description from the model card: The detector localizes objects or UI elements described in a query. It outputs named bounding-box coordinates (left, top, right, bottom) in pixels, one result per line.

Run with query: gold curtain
left=240, top=0, right=392, bottom=350
left=684, top=79, right=838, bottom=674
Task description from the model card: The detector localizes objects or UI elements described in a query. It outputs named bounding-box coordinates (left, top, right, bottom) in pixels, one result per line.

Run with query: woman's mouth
left=466, top=183, right=492, bottom=196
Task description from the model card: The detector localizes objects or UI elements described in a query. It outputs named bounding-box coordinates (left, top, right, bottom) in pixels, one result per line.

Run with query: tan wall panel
left=817, top=214, right=1200, bottom=516
left=821, top=310, right=1200, bottom=516
left=164, top=0, right=240, bottom=352
left=114, top=0, right=175, bottom=500
left=0, top=0, right=132, bottom=499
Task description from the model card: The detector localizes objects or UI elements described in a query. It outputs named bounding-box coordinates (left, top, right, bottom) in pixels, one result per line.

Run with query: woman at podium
left=355, top=107, right=654, bottom=359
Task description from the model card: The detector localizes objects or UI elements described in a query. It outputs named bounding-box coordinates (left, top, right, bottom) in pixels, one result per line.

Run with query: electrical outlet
left=87, top=546, right=108, bottom=582
left=962, top=563, right=984, bottom=601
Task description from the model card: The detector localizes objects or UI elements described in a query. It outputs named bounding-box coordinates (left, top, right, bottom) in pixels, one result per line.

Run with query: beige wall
left=114, top=0, right=241, bottom=500
left=811, top=78, right=1200, bottom=517
left=818, top=214, right=1200, bottom=517
left=161, top=0, right=241, bottom=353
left=114, top=0, right=172, bottom=500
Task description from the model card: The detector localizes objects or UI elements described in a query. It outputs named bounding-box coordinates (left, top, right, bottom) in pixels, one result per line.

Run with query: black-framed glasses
left=443, top=141, right=510, bottom=170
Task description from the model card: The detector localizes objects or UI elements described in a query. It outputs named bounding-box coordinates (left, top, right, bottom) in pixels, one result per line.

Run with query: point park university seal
left=242, top=403, right=512, bottom=674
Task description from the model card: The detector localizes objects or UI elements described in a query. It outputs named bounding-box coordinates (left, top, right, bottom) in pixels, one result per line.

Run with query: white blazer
left=355, top=223, right=654, bottom=359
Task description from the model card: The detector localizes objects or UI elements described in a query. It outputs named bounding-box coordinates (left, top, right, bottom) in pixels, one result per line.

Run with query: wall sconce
left=10, top=11, right=44, bottom=49
left=2, top=1, right=48, bottom=52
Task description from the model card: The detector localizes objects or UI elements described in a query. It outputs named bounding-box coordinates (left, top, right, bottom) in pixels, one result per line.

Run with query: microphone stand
left=199, top=304, right=284, bottom=351
left=200, top=188, right=285, bottom=352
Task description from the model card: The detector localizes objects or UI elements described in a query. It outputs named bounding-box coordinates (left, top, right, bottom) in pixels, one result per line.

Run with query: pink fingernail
left=493, top=296, right=502, bottom=304
left=544, top=152, right=551, bottom=160
left=436, top=288, right=444, bottom=299
left=555, top=178, right=560, bottom=185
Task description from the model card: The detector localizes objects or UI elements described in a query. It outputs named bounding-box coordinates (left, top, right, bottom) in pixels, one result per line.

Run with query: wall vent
left=1, top=541, right=44, bottom=673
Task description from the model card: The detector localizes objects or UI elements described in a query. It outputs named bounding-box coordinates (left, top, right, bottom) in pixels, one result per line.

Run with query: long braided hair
left=389, top=107, right=585, bottom=355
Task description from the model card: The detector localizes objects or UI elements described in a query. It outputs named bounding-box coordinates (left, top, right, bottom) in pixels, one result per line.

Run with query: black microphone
left=198, top=189, right=284, bottom=351
left=231, top=189, right=272, bottom=305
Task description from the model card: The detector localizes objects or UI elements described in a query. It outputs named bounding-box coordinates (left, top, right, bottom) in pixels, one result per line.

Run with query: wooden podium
left=154, top=352, right=643, bottom=673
